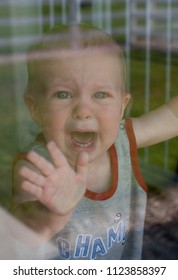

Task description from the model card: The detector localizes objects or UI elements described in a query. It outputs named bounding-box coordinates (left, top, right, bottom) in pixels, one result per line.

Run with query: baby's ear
left=24, top=94, right=41, bottom=125
left=121, top=92, right=132, bottom=118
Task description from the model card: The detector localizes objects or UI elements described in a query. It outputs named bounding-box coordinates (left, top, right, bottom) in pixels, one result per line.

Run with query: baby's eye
left=94, top=92, right=108, bottom=99
left=55, top=91, right=72, bottom=99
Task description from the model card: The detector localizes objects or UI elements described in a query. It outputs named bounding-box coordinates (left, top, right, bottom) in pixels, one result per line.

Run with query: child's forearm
left=132, top=96, right=178, bottom=148
left=9, top=201, right=71, bottom=245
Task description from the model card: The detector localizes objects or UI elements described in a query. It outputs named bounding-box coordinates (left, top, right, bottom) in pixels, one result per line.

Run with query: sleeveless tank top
left=13, top=118, right=147, bottom=260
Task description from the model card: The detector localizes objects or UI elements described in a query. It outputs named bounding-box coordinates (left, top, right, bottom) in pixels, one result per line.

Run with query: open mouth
left=71, top=131, right=96, bottom=148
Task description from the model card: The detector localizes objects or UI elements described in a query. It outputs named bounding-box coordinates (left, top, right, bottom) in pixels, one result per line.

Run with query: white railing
left=1, top=0, right=178, bottom=49
left=0, top=0, right=177, bottom=186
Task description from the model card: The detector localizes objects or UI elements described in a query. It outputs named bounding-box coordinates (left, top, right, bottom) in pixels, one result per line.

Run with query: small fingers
left=75, top=152, right=89, bottom=178
left=26, top=151, right=54, bottom=176
left=47, top=141, right=68, bottom=168
left=21, top=181, right=43, bottom=199
left=19, top=166, right=45, bottom=187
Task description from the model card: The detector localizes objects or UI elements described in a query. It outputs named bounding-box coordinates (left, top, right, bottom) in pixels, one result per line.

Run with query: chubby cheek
left=40, top=111, right=66, bottom=141
left=102, top=122, right=119, bottom=146
left=99, top=109, right=121, bottom=145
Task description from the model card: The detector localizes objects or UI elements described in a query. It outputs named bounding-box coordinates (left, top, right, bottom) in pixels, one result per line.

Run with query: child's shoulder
left=14, top=133, right=50, bottom=166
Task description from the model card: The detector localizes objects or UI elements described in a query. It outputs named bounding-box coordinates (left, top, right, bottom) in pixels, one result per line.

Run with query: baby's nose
left=72, top=101, right=93, bottom=120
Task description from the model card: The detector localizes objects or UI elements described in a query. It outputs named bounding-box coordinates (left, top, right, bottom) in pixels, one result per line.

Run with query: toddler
left=11, top=23, right=178, bottom=259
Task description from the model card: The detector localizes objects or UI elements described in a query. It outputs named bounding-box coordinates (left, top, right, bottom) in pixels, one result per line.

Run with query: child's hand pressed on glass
left=19, top=141, right=89, bottom=216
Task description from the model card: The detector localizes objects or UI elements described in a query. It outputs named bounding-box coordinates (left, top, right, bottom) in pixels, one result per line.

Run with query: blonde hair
left=25, top=23, right=126, bottom=97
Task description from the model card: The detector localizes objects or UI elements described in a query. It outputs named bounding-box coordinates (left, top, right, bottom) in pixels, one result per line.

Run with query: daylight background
left=0, top=0, right=178, bottom=259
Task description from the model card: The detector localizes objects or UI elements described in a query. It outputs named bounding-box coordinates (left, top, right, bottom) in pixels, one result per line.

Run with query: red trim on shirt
left=125, top=118, right=148, bottom=192
left=14, top=120, right=146, bottom=200
left=14, top=143, right=119, bottom=201
left=85, top=144, right=118, bottom=201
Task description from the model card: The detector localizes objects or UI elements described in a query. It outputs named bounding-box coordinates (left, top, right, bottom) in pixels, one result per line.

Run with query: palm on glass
left=19, top=142, right=89, bottom=215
